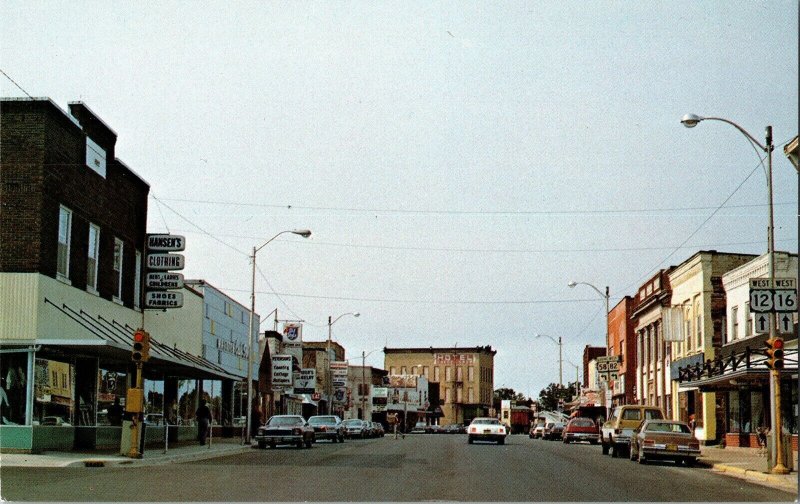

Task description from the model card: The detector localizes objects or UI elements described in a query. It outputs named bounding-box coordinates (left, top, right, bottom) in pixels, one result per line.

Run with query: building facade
left=346, top=365, right=389, bottom=421
left=667, top=251, right=757, bottom=445
left=679, top=252, right=798, bottom=450
left=0, top=98, right=236, bottom=453
left=608, top=296, right=636, bottom=405
left=632, top=269, right=674, bottom=418
left=383, top=346, right=495, bottom=426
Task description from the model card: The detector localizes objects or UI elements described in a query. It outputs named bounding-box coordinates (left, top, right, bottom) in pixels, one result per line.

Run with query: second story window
left=57, top=206, right=72, bottom=280
left=744, top=302, right=752, bottom=336
left=86, top=224, right=99, bottom=292
left=732, top=306, right=739, bottom=340
left=134, top=250, right=141, bottom=309
left=113, top=238, right=123, bottom=302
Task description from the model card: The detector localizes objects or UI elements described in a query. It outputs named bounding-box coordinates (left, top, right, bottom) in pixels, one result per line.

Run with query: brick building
left=0, top=98, right=236, bottom=453
left=608, top=296, right=636, bottom=405
left=383, top=346, right=495, bottom=426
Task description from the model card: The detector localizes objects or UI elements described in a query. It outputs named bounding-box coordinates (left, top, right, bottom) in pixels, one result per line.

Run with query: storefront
left=677, top=341, right=798, bottom=451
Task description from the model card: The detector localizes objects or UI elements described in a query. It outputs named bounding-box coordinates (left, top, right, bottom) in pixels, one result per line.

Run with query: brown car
left=629, top=419, right=700, bottom=465
left=601, top=405, right=665, bottom=458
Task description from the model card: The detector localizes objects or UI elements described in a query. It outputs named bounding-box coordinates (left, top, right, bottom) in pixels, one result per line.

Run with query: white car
left=467, top=417, right=508, bottom=445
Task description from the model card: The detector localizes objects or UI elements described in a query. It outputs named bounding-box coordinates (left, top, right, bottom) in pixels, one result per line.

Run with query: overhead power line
left=0, top=69, right=33, bottom=98
left=156, top=196, right=796, bottom=217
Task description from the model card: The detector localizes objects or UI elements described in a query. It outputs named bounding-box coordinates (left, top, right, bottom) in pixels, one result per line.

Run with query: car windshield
left=268, top=416, right=304, bottom=427
left=646, top=422, right=691, bottom=434
left=343, top=419, right=363, bottom=427
left=471, top=418, right=500, bottom=425
left=308, top=416, right=337, bottom=425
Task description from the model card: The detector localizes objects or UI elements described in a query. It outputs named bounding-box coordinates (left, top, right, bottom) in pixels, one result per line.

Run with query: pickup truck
left=601, top=405, right=665, bottom=458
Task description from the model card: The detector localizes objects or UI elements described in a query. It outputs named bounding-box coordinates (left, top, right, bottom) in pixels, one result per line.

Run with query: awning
left=30, top=297, right=242, bottom=380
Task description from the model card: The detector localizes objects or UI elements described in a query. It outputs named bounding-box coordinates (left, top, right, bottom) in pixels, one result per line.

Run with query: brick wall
left=1, top=99, right=149, bottom=309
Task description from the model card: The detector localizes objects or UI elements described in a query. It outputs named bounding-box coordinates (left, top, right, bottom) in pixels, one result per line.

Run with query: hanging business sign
left=145, top=272, right=184, bottom=290
left=146, top=234, right=186, bottom=251
left=146, top=253, right=185, bottom=271
left=144, top=291, right=183, bottom=308
left=271, top=355, right=293, bottom=389
left=293, top=368, right=316, bottom=394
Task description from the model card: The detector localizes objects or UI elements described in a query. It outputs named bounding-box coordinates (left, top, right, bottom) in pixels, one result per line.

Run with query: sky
left=2, top=1, right=797, bottom=400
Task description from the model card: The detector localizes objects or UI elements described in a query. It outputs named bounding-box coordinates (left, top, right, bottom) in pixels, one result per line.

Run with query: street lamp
left=246, top=229, right=311, bottom=445
left=566, top=360, right=581, bottom=401
left=536, top=334, right=563, bottom=386
left=327, top=312, right=360, bottom=414
left=360, top=348, right=382, bottom=421
left=569, top=280, right=610, bottom=419
left=681, top=113, right=788, bottom=475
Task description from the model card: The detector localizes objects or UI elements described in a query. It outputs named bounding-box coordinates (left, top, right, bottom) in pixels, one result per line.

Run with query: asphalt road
left=1, top=434, right=795, bottom=502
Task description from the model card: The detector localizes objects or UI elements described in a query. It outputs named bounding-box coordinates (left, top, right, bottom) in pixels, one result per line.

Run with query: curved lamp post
left=246, top=229, right=311, bottom=444
left=568, top=281, right=610, bottom=418
left=327, top=312, right=360, bottom=414
left=536, top=333, right=563, bottom=387
left=681, top=113, right=787, bottom=475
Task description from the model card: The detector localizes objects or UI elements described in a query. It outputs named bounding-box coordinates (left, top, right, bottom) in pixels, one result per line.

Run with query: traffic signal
left=765, top=337, right=784, bottom=370
left=132, top=330, right=151, bottom=362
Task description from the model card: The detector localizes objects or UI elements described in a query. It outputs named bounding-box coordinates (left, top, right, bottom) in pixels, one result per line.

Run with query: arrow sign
left=755, top=314, right=770, bottom=334
left=779, top=314, right=793, bottom=334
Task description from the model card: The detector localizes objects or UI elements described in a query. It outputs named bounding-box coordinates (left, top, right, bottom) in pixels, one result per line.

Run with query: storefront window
left=144, top=378, right=164, bottom=424
left=177, top=380, right=197, bottom=426
left=34, top=358, right=74, bottom=425
left=750, top=391, right=765, bottom=433
left=781, top=381, right=797, bottom=435
left=202, top=379, right=223, bottom=425
left=1, top=353, right=29, bottom=425
left=728, top=391, right=740, bottom=433
left=96, top=368, right=127, bottom=426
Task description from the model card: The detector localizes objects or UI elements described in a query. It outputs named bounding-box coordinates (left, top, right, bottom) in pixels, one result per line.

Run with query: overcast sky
left=2, top=1, right=797, bottom=399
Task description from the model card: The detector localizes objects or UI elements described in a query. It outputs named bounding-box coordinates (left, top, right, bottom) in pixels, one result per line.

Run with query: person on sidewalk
left=195, top=399, right=212, bottom=445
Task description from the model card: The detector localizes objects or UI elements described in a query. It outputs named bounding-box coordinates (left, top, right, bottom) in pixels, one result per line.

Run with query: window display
left=0, top=353, right=28, bottom=425
left=34, top=358, right=74, bottom=425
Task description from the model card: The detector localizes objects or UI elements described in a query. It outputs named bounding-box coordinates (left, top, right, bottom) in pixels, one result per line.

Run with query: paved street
left=2, top=435, right=795, bottom=502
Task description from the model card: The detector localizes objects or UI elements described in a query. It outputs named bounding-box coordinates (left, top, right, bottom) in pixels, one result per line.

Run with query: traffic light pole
left=127, top=361, right=144, bottom=459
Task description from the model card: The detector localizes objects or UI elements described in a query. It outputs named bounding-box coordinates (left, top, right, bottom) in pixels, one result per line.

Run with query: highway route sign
left=750, top=278, right=797, bottom=313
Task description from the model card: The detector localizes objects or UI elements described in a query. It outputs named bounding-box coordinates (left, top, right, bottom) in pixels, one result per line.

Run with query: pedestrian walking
left=195, top=399, right=212, bottom=445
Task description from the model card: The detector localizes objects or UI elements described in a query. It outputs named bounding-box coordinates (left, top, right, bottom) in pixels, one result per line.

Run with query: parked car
left=446, top=423, right=466, bottom=434
left=629, top=420, right=700, bottom=466
left=562, top=417, right=599, bottom=444
left=371, top=422, right=385, bottom=437
left=255, top=415, right=315, bottom=449
left=467, top=417, right=508, bottom=445
left=529, top=421, right=546, bottom=439
left=543, top=421, right=565, bottom=440
left=428, top=424, right=442, bottom=434
left=342, top=419, right=368, bottom=439
left=307, top=415, right=345, bottom=443
left=601, top=405, right=665, bottom=458
left=364, top=421, right=379, bottom=438
left=410, top=422, right=428, bottom=434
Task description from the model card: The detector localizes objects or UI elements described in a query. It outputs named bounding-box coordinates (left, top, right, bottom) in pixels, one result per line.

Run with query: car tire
left=611, top=443, right=618, bottom=458
left=684, top=457, right=696, bottom=467
left=563, top=438, right=569, bottom=444
left=269, top=442, right=276, bottom=449
left=590, top=440, right=598, bottom=445
left=305, top=439, right=313, bottom=448
left=258, top=441, right=266, bottom=449
left=601, top=441, right=609, bottom=455
left=468, top=436, right=474, bottom=444
left=498, top=438, right=505, bottom=445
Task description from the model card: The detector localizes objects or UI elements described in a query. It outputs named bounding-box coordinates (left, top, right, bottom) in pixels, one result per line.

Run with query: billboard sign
left=145, top=291, right=183, bottom=308
left=294, top=368, right=316, bottom=394
left=146, top=234, right=186, bottom=252
left=145, top=272, right=184, bottom=290
left=372, top=387, right=388, bottom=412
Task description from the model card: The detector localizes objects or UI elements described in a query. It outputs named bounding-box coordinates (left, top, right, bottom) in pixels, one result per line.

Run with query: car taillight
left=643, top=439, right=654, bottom=446
left=470, top=427, right=477, bottom=433
left=689, top=442, right=699, bottom=449
left=499, top=427, right=505, bottom=434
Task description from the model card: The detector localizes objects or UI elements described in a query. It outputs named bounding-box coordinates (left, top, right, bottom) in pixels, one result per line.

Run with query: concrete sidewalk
left=0, top=438, right=254, bottom=468
left=699, top=445, right=798, bottom=494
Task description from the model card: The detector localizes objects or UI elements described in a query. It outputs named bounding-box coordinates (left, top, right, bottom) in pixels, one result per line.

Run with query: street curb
left=63, top=444, right=254, bottom=468
left=708, top=461, right=797, bottom=493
